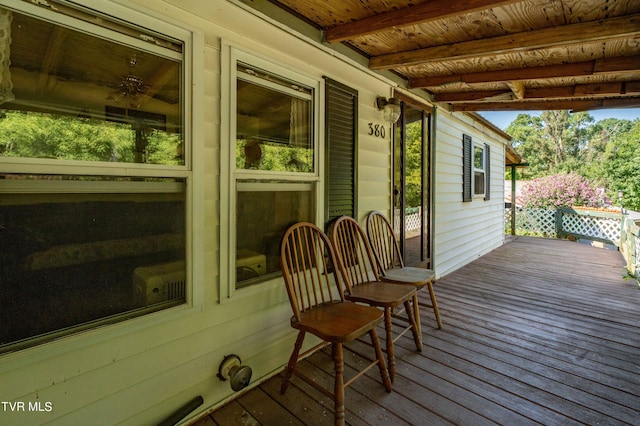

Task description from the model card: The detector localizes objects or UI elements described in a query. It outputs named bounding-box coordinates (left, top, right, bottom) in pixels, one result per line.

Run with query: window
left=462, top=135, right=490, bottom=202
left=236, top=63, right=313, bottom=173
left=0, top=2, right=191, bottom=352
left=224, top=49, right=320, bottom=293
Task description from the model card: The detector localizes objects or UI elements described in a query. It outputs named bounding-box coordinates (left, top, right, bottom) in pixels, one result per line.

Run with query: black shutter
left=484, top=143, right=491, bottom=201
left=324, top=78, right=358, bottom=227
left=462, top=134, right=472, bottom=202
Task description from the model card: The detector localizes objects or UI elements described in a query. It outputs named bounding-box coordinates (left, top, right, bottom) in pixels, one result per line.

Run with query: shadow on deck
left=194, top=236, right=640, bottom=425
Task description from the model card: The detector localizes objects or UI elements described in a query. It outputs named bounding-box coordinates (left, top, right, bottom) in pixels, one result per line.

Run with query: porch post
left=511, top=165, right=516, bottom=235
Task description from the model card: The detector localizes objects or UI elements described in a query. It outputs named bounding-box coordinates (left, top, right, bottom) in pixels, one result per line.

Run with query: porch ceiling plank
left=323, top=0, right=521, bottom=43
left=369, top=14, right=640, bottom=70
left=264, top=0, right=640, bottom=110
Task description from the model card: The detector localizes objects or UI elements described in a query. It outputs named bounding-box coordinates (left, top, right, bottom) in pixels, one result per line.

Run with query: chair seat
left=345, top=281, right=416, bottom=307
left=292, top=301, right=384, bottom=343
left=382, top=267, right=435, bottom=287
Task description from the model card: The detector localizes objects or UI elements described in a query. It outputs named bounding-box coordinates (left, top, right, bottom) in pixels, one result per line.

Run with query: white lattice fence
left=394, top=208, right=421, bottom=232
left=506, top=207, right=624, bottom=243
left=514, top=207, right=556, bottom=237
left=561, top=212, right=621, bottom=241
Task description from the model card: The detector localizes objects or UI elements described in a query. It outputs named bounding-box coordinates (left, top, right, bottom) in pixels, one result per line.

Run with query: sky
left=478, top=108, right=640, bottom=130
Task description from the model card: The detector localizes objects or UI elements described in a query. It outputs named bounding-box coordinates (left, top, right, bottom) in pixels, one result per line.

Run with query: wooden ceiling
left=270, top=0, right=640, bottom=111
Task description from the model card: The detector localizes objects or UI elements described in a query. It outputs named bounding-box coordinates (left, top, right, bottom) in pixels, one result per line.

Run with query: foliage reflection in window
left=0, top=6, right=183, bottom=165
left=236, top=63, right=313, bottom=173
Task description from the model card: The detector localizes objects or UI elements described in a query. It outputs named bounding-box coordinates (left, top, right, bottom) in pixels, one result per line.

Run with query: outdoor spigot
left=217, top=354, right=252, bottom=391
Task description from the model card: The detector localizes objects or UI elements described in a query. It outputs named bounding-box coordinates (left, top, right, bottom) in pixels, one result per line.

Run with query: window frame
left=0, top=0, right=203, bottom=354
left=462, top=134, right=490, bottom=202
left=220, top=43, right=323, bottom=302
left=0, top=0, right=190, bottom=172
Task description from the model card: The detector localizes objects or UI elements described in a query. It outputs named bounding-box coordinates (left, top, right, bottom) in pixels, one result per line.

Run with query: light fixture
left=376, top=96, right=401, bottom=124
left=109, top=56, right=149, bottom=109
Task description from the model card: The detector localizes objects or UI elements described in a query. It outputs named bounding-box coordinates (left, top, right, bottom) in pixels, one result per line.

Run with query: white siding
left=0, top=0, right=510, bottom=424
left=0, top=0, right=396, bottom=425
left=434, top=110, right=508, bottom=278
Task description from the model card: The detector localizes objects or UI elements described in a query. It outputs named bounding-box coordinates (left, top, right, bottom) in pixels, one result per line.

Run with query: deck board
left=196, top=236, right=640, bottom=425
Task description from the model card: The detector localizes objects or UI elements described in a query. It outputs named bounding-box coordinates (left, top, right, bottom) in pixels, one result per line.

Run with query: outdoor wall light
left=376, top=96, right=401, bottom=124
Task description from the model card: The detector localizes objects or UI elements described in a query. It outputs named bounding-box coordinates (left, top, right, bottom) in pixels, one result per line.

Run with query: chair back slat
left=330, top=216, right=380, bottom=289
left=280, top=222, right=345, bottom=320
left=367, top=211, right=405, bottom=271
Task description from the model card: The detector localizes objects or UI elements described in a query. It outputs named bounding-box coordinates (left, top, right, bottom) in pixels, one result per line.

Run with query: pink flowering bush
left=518, top=173, right=610, bottom=209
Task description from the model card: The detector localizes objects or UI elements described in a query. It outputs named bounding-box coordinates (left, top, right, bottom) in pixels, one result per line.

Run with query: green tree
left=598, top=119, right=640, bottom=211
left=404, top=120, right=423, bottom=208
left=506, top=113, right=548, bottom=177
left=506, top=112, right=639, bottom=212
left=506, top=111, right=596, bottom=178
left=0, top=110, right=182, bottom=165
left=582, top=118, right=634, bottom=183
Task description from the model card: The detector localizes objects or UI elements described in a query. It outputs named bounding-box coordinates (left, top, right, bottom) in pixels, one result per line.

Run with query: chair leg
left=413, top=293, right=422, bottom=341
left=426, top=281, right=442, bottom=329
left=281, top=331, right=305, bottom=394
left=369, top=329, right=392, bottom=392
left=405, top=298, right=422, bottom=352
left=332, top=342, right=345, bottom=426
left=383, top=307, right=395, bottom=382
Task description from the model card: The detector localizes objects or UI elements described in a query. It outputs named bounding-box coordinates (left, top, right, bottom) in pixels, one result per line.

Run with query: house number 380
left=368, top=123, right=386, bottom=138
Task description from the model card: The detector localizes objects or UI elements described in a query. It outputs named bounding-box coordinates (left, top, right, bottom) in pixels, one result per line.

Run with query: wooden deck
left=194, top=236, right=640, bottom=425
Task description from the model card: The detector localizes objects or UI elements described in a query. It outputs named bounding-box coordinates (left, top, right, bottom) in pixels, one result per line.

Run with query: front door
left=393, top=103, right=431, bottom=267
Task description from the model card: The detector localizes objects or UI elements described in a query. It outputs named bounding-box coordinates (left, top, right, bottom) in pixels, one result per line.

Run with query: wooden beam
left=370, top=14, right=640, bottom=70
left=626, top=81, right=640, bottom=93
left=594, top=55, right=640, bottom=73
left=451, top=97, right=640, bottom=111
left=574, top=82, right=629, bottom=96
left=570, top=98, right=640, bottom=112
left=436, top=81, right=640, bottom=103
left=409, top=55, right=640, bottom=88
left=37, top=26, right=68, bottom=93
left=507, top=81, right=526, bottom=100
left=435, top=90, right=511, bottom=102
left=324, top=0, right=519, bottom=43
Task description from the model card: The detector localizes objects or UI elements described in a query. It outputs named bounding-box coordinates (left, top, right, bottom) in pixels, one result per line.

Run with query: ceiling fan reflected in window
left=109, top=55, right=149, bottom=109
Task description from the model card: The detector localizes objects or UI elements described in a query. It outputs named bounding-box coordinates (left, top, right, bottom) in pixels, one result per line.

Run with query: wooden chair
left=366, top=211, right=442, bottom=330
left=279, top=222, right=391, bottom=426
left=329, top=216, right=421, bottom=382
